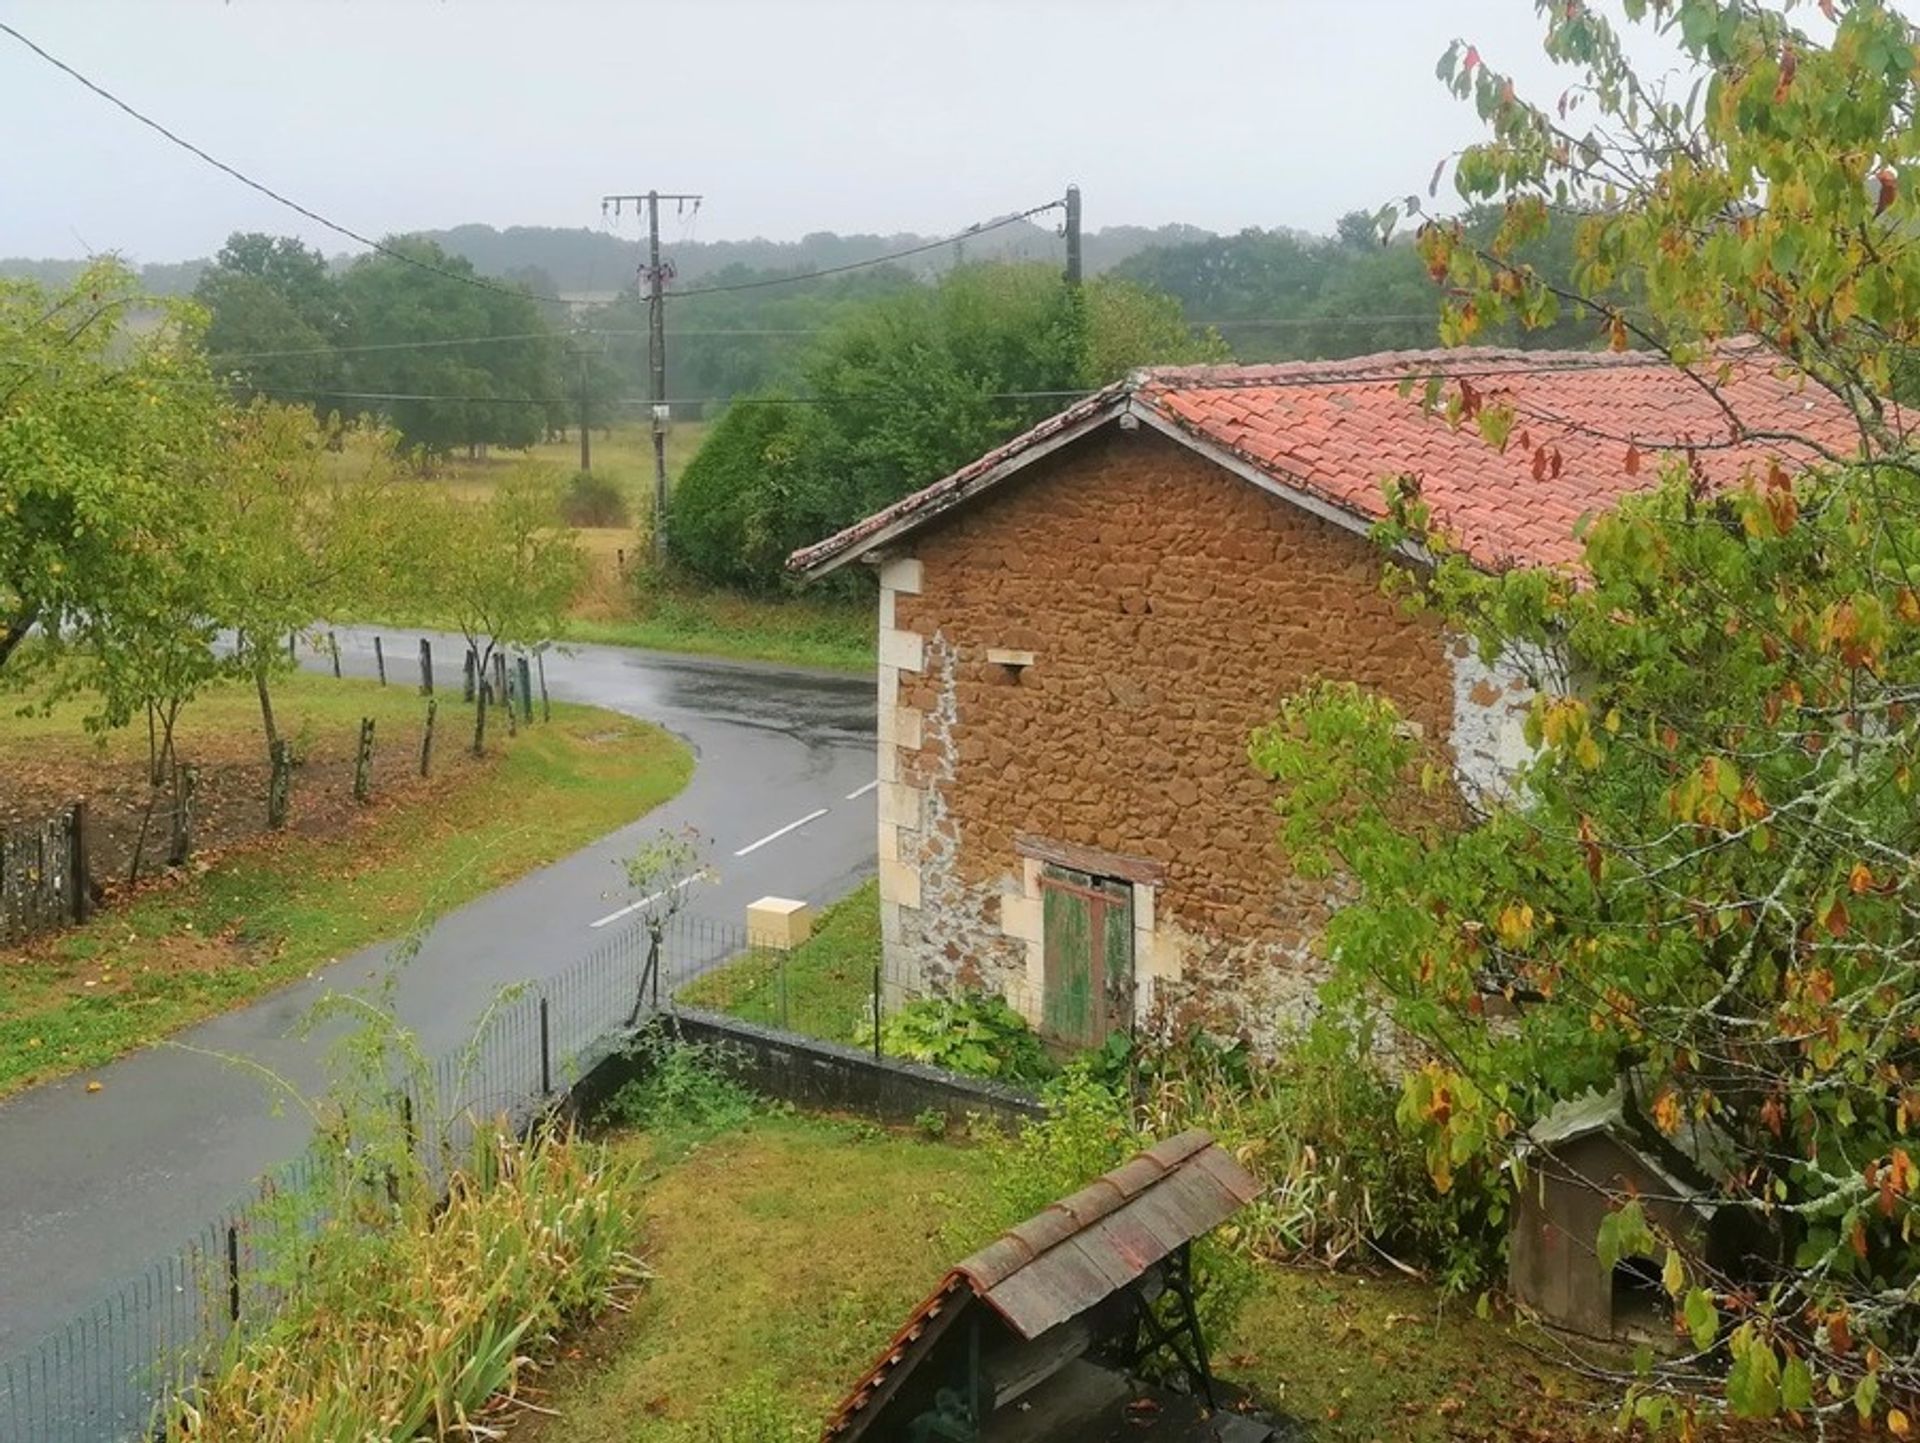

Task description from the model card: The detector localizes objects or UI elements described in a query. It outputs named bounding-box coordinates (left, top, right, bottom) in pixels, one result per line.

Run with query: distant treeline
left=0, top=216, right=1211, bottom=299
left=73, top=205, right=1607, bottom=469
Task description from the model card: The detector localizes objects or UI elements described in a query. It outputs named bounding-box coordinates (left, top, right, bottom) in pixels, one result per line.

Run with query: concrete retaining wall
left=572, top=1007, right=1044, bottom=1130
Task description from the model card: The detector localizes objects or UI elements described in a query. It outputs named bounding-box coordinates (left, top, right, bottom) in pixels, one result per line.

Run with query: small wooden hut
left=820, top=1130, right=1281, bottom=1442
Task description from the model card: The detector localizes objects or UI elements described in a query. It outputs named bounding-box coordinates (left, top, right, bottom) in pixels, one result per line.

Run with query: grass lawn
left=0, top=670, right=691, bottom=1097
left=376, top=422, right=877, bottom=673
left=429, top=420, right=709, bottom=520
left=566, top=580, right=873, bottom=674
left=676, top=878, right=879, bottom=1038
left=507, top=1113, right=1645, bottom=1443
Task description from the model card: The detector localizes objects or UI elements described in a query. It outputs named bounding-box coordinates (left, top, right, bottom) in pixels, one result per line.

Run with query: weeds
left=602, top=1029, right=758, bottom=1142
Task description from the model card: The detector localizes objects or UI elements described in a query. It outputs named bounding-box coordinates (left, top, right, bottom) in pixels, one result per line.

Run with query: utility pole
left=576, top=344, right=591, bottom=473
left=1064, top=183, right=1083, bottom=290
left=603, top=188, right=702, bottom=565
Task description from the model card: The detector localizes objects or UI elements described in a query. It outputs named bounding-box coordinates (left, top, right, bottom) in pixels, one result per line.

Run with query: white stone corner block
left=747, top=896, right=813, bottom=950
left=1131, top=882, right=1156, bottom=936
left=878, top=781, right=924, bottom=832
left=879, top=704, right=924, bottom=750
left=879, top=857, right=923, bottom=911
left=879, top=556, right=924, bottom=595
left=878, top=627, right=925, bottom=674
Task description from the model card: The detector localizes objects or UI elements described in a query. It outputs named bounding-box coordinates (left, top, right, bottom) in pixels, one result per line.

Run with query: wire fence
left=659, top=909, right=1061, bottom=1051
left=0, top=861, right=1048, bottom=1443
left=0, top=904, right=766, bottom=1443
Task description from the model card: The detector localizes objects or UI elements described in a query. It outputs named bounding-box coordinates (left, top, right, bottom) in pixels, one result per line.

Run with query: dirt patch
left=0, top=716, right=486, bottom=916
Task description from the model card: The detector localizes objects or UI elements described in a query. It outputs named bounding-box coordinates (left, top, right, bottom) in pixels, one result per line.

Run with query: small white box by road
left=748, top=896, right=813, bottom=950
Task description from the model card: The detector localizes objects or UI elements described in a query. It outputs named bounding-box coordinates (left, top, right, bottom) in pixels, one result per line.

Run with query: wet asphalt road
left=0, top=628, right=876, bottom=1361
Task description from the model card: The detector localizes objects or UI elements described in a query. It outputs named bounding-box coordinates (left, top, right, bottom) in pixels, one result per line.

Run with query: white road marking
left=733, top=807, right=830, bottom=857
left=844, top=779, right=879, bottom=800
left=588, top=873, right=704, bottom=930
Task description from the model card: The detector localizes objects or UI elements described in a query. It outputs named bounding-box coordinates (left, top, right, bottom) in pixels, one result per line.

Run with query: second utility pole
left=604, top=188, right=702, bottom=564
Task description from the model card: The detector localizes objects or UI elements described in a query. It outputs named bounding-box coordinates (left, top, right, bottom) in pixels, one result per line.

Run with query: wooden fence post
left=267, top=740, right=293, bottom=828
left=373, top=636, right=386, bottom=685
left=464, top=649, right=477, bottom=703
left=354, top=718, right=376, bottom=803
left=419, top=638, right=434, bottom=696
left=517, top=656, right=534, bottom=723
left=537, top=651, right=550, bottom=723
left=328, top=632, right=341, bottom=679
left=69, top=800, right=90, bottom=924
left=287, top=631, right=297, bottom=663
left=419, top=699, right=437, bottom=778
left=492, top=652, right=508, bottom=707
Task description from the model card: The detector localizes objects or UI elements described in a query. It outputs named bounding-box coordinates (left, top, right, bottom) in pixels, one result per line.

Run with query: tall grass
left=162, top=1123, right=641, bottom=1441
left=157, top=982, right=645, bottom=1440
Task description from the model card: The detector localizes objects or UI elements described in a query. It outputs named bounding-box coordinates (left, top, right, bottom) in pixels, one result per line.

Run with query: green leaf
left=1782, top=1356, right=1815, bottom=1412
left=1684, top=1287, right=1719, bottom=1353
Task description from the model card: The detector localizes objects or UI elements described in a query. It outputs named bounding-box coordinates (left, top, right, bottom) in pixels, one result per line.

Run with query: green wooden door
left=1040, top=866, right=1134, bottom=1048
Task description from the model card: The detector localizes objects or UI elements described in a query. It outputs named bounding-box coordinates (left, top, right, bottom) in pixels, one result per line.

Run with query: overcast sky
left=0, top=1, right=1697, bottom=263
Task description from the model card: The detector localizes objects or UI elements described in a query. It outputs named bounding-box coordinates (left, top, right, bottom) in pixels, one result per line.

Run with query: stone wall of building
left=870, top=423, right=1531, bottom=1042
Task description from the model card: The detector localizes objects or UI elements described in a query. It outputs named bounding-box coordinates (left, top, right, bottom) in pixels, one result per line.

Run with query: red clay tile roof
left=788, top=345, right=1861, bottom=577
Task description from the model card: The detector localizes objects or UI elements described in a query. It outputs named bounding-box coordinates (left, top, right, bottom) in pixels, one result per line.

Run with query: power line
left=0, top=19, right=574, bottom=308
left=663, top=202, right=1066, bottom=297
left=232, top=384, right=1103, bottom=409
left=205, top=315, right=1464, bottom=365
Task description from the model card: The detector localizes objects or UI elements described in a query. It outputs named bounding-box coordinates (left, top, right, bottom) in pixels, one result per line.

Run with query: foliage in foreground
left=1253, top=0, right=1920, bottom=1425
left=161, top=980, right=642, bottom=1442
left=602, top=1031, right=760, bottom=1143
left=859, top=991, right=1056, bottom=1086
left=166, top=1124, right=639, bottom=1442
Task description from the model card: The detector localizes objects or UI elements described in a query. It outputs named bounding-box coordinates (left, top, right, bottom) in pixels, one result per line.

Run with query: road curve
left=0, top=629, right=876, bottom=1359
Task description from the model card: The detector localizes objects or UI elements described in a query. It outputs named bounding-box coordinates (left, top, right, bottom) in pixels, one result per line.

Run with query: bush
left=962, top=1016, right=1482, bottom=1283
left=561, top=468, right=629, bottom=527
left=602, top=1030, right=758, bottom=1140
left=859, top=992, right=1055, bottom=1085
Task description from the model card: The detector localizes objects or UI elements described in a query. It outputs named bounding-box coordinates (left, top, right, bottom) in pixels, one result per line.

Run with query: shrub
left=667, top=399, right=828, bottom=591
left=603, top=1030, right=758, bottom=1139
left=561, top=468, right=629, bottom=527
left=964, top=1017, right=1478, bottom=1281
left=860, top=992, right=1055, bottom=1085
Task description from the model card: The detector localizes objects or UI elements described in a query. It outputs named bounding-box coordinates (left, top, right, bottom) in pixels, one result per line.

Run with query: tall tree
left=0, top=263, right=224, bottom=681
left=215, top=404, right=405, bottom=762
left=338, top=240, right=565, bottom=458
left=1260, top=0, right=1920, bottom=1426
left=195, top=233, right=346, bottom=413
left=672, top=263, right=1222, bottom=591
left=403, top=473, right=582, bottom=755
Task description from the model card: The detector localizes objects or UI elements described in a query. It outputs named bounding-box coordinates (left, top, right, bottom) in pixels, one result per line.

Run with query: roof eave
left=791, top=397, right=1130, bottom=580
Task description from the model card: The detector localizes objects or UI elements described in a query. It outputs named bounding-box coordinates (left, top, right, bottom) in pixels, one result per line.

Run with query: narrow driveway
left=0, top=629, right=876, bottom=1358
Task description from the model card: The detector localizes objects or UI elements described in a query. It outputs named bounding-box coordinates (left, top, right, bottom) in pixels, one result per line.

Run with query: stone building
left=790, top=347, right=1854, bottom=1045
